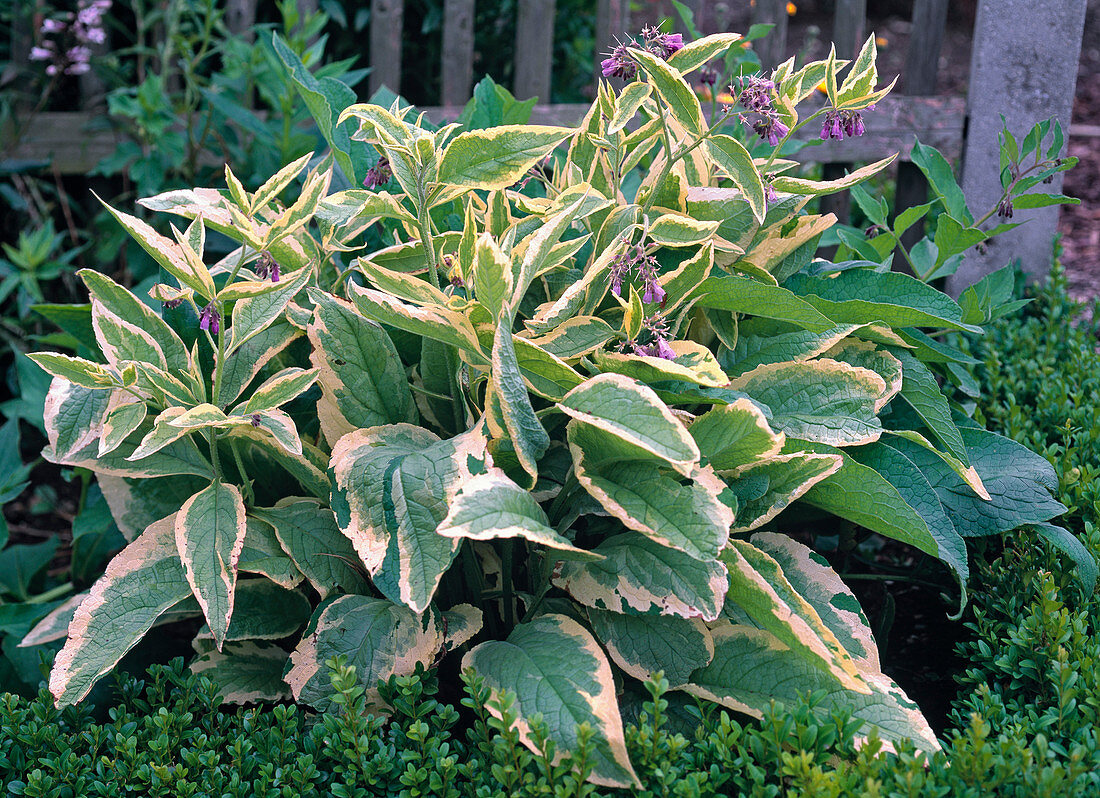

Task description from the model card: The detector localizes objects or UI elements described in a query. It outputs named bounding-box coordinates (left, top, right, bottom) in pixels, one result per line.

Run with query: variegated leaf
left=242, top=367, right=319, bottom=414
left=98, top=401, right=148, bottom=457
left=286, top=595, right=443, bottom=711
left=42, top=378, right=113, bottom=463
left=191, top=640, right=291, bottom=704
left=219, top=320, right=302, bottom=405
left=436, top=469, right=599, bottom=558
left=226, top=265, right=312, bottom=355
left=553, top=533, right=728, bottom=620
left=193, top=578, right=310, bottom=642
left=251, top=499, right=369, bottom=598
left=685, top=622, right=939, bottom=753
left=176, top=481, right=247, bottom=648
left=822, top=339, right=902, bottom=413
left=558, top=373, right=699, bottom=474
left=727, top=452, right=842, bottom=531
left=97, top=473, right=209, bottom=541
left=727, top=359, right=885, bottom=446
left=441, top=603, right=484, bottom=652
left=306, top=290, right=416, bottom=441
left=721, top=540, right=869, bottom=693
left=463, top=613, right=640, bottom=788
left=49, top=514, right=193, bottom=706
left=592, top=342, right=728, bottom=389
left=330, top=425, right=489, bottom=612
left=568, top=421, right=733, bottom=562
left=238, top=516, right=304, bottom=589
left=690, top=398, right=784, bottom=472
left=589, top=609, right=714, bottom=689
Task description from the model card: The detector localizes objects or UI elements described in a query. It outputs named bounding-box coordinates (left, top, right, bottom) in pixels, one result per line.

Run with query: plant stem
left=229, top=437, right=255, bottom=505
left=28, top=581, right=73, bottom=605
left=501, top=540, right=515, bottom=628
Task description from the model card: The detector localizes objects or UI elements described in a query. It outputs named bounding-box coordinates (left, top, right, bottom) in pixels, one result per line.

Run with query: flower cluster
left=362, top=157, right=392, bottom=189
left=996, top=198, right=1014, bottom=219
left=600, top=26, right=684, bottom=80
left=630, top=313, right=676, bottom=360
left=29, top=0, right=110, bottom=77
left=820, top=108, right=867, bottom=141
left=609, top=241, right=665, bottom=305
left=199, top=303, right=220, bottom=336
left=730, top=75, right=789, bottom=147
left=254, top=252, right=281, bottom=283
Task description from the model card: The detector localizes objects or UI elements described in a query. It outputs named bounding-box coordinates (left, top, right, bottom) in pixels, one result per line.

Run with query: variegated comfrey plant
left=27, top=33, right=1070, bottom=787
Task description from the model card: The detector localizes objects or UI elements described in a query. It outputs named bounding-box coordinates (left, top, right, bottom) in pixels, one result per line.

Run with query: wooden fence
left=12, top=0, right=1087, bottom=286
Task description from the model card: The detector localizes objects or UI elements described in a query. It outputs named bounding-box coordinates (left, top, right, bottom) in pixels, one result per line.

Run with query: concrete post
left=946, top=0, right=1086, bottom=296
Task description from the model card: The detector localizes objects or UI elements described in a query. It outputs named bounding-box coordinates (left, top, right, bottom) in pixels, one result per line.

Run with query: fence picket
left=370, top=0, right=405, bottom=95
left=750, top=0, right=788, bottom=70
left=893, top=0, right=950, bottom=266
left=442, top=0, right=476, bottom=106
left=513, top=0, right=556, bottom=101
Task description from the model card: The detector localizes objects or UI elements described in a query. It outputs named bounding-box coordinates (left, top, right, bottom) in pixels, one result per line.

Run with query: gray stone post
left=946, top=0, right=1087, bottom=296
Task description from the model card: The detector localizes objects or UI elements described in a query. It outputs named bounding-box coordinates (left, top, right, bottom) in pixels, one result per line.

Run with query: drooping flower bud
left=199, top=303, right=220, bottom=336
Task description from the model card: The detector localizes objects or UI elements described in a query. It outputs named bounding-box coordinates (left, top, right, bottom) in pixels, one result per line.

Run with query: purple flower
left=842, top=111, right=865, bottom=138
left=30, top=45, right=53, bottom=61
left=753, top=115, right=789, bottom=146
left=997, top=198, right=1014, bottom=219
left=654, top=338, right=677, bottom=360
left=199, top=303, right=220, bottom=336
left=601, top=44, right=637, bottom=80
left=699, top=66, right=719, bottom=87
left=765, top=183, right=779, bottom=205
left=649, top=32, right=684, bottom=58
left=821, top=109, right=867, bottom=141
left=254, top=252, right=280, bottom=283
left=251, top=413, right=262, bottom=427
left=642, top=280, right=666, bottom=305
left=362, top=157, right=392, bottom=189
left=737, top=75, right=775, bottom=113
left=820, top=110, right=844, bottom=140
left=162, top=297, right=183, bottom=310
left=40, top=18, right=67, bottom=34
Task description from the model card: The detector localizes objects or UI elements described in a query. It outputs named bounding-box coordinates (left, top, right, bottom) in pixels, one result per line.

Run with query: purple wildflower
left=30, top=45, right=53, bottom=61
left=644, top=27, right=684, bottom=59
left=753, top=115, right=789, bottom=146
left=199, top=303, right=220, bottom=336
left=254, top=252, right=280, bottom=283
left=765, top=183, right=779, bottom=205
left=251, top=413, right=262, bottom=427
left=642, top=280, right=667, bottom=305
left=736, top=75, right=775, bottom=113
left=362, top=157, right=392, bottom=189
left=601, top=44, right=637, bottom=80
left=653, top=338, right=677, bottom=360
left=41, top=19, right=66, bottom=34
left=997, top=198, right=1014, bottom=219
left=162, top=297, right=184, bottom=310
left=821, top=109, right=867, bottom=141
left=820, top=110, right=844, bottom=140
left=699, top=66, right=719, bottom=87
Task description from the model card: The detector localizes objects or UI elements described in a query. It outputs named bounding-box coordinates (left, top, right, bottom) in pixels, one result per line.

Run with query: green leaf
left=727, top=360, right=884, bottom=446
left=306, top=291, right=415, bottom=441
left=1032, top=522, right=1097, bottom=595
left=91, top=301, right=167, bottom=371
left=99, top=401, right=148, bottom=457
left=176, top=481, right=247, bottom=648
left=687, top=621, right=939, bottom=753
left=252, top=499, right=369, bottom=599
left=238, top=516, right=303, bottom=589
left=690, top=398, right=784, bottom=471
left=890, top=428, right=1065, bottom=537
left=848, top=439, right=969, bottom=590
left=893, top=349, right=969, bottom=466
left=437, top=125, right=574, bottom=190
left=553, top=533, right=728, bottom=620
left=705, top=135, right=767, bottom=222
left=910, top=139, right=971, bottom=223
left=242, top=367, right=319, bottom=414
left=96, top=473, right=208, bottom=541
left=693, top=275, right=834, bottom=332
left=798, top=440, right=944, bottom=559
left=31, top=303, right=99, bottom=353
left=593, top=343, right=728, bottom=389
left=251, top=152, right=311, bottom=212
left=727, top=452, right=842, bottom=531
left=349, top=282, right=484, bottom=357
left=49, top=514, right=193, bottom=706
left=28, top=353, right=113, bottom=390
left=80, top=270, right=189, bottom=371
left=463, top=613, right=639, bottom=788
left=227, top=265, right=312, bottom=355
left=608, top=82, right=652, bottom=134
left=568, top=421, right=733, bottom=562
left=191, top=640, right=290, bottom=704
left=631, top=47, right=704, bottom=135
left=784, top=270, right=981, bottom=333
left=438, top=469, right=596, bottom=557
left=330, top=425, right=488, bottom=612
left=0, top=538, right=58, bottom=601
left=287, top=595, right=443, bottom=711
left=558, top=373, right=699, bottom=473
left=272, top=34, right=367, bottom=184
left=526, top=316, right=617, bottom=359
left=210, top=578, right=310, bottom=642
left=589, top=609, right=713, bottom=688
left=1012, top=192, right=1079, bottom=209
left=492, top=321, right=550, bottom=486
